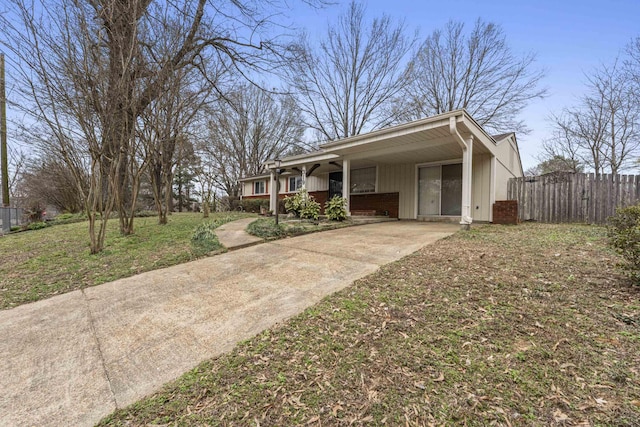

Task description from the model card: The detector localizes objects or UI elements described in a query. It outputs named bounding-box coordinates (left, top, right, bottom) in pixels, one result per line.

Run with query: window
left=289, top=176, right=302, bottom=192
left=254, top=180, right=266, bottom=194
left=350, top=167, right=376, bottom=194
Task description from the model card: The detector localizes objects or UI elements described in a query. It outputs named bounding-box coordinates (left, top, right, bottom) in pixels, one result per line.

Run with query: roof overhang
left=238, top=174, right=270, bottom=182
left=258, top=110, right=503, bottom=175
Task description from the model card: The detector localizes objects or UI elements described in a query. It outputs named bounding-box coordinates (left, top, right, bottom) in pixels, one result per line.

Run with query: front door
left=329, top=171, right=343, bottom=199
left=418, top=164, right=463, bottom=216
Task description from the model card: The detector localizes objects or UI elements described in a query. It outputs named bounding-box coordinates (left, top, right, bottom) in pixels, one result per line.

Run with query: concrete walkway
left=0, top=221, right=458, bottom=427
left=215, top=217, right=263, bottom=250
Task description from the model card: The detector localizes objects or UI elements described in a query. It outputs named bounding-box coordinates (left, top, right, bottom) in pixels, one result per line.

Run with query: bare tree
left=6, top=144, right=26, bottom=200
left=140, top=66, right=212, bottom=224
left=202, top=84, right=305, bottom=197
left=193, top=162, right=219, bottom=218
left=537, top=123, right=585, bottom=174
left=626, top=36, right=640, bottom=91
left=400, top=19, right=546, bottom=134
left=286, top=1, right=416, bottom=142
left=547, top=61, right=640, bottom=175
left=18, top=154, right=88, bottom=213
left=525, top=153, right=584, bottom=176
left=1, top=0, right=326, bottom=253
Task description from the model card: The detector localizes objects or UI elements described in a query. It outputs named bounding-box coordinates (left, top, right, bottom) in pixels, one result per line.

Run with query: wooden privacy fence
left=508, top=172, right=640, bottom=224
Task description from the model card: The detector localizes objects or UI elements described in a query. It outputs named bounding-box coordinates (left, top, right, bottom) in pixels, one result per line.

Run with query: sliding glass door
left=418, top=164, right=462, bottom=216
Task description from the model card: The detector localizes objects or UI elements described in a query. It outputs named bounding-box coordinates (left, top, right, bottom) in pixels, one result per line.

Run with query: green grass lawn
left=0, top=212, right=253, bottom=309
left=98, top=223, right=640, bottom=426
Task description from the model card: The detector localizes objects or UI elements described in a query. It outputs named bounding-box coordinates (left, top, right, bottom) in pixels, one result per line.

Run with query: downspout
left=449, top=116, right=473, bottom=229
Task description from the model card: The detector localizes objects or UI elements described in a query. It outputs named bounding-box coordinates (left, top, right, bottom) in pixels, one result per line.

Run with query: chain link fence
left=0, top=207, right=24, bottom=233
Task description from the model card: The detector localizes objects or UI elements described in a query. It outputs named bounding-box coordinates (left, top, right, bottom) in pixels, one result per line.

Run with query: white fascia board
left=319, top=110, right=469, bottom=151
left=265, top=152, right=340, bottom=169
left=238, top=174, right=271, bottom=182
left=458, top=115, right=499, bottom=156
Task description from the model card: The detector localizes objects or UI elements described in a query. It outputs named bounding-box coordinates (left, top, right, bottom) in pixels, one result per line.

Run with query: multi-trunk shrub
left=607, top=204, right=640, bottom=283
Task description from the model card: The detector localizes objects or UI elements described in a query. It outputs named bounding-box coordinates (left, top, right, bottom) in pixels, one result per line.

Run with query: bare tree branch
left=285, top=1, right=416, bottom=142
left=201, top=84, right=305, bottom=197
left=546, top=60, right=640, bottom=175
left=400, top=19, right=546, bottom=134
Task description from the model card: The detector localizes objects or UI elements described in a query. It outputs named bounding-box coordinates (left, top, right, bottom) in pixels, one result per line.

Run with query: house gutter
left=449, top=115, right=473, bottom=229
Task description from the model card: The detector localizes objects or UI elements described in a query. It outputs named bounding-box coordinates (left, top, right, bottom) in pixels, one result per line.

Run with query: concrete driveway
left=0, top=221, right=458, bottom=427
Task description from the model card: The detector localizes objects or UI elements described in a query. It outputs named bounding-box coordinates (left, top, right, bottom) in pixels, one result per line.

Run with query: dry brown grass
left=99, top=223, right=640, bottom=426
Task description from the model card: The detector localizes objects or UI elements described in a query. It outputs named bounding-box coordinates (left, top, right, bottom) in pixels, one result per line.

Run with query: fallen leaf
left=593, top=397, right=607, bottom=405
left=433, top=372, right=445, bottom=382
left=553, top=408, right=570, bottom=422
left=332, top=404, right=343, bottom=417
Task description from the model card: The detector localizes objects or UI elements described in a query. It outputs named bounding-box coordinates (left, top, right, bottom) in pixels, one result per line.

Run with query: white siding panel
left=243, top=182, right=252, bottom=196
left=471, top=155, right=491, bottom=221
left=378, top=163, right=416, bottom=219
left=306, top=175, right=329, bottom=192
left=495, top=162, right=511, bottom=200
left=494, top=136, right=523, bottom=179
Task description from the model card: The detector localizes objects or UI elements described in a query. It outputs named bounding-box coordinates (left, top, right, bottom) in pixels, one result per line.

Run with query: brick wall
left=492, top=200, right=518, bottom=225
left=244, top=192, right=327, bottom=213
left=310, top=191, right=329, bottom=213
left=350, top=192, right=399, bottom=218
left=244, top=191, right=400, bottom=218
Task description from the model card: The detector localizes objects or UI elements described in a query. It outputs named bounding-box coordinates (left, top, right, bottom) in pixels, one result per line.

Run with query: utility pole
left=1, top=52, right=9, bottom=207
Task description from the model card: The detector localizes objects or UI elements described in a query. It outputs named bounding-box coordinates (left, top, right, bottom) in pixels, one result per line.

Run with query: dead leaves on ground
left=102, top=224, right=640, bottom=426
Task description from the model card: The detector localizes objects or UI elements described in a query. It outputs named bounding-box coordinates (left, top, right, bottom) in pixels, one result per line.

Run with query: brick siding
left=244, top=191, right=400, bottom=218
left=350, top=192, right=399, bottom=218
left=492, top=200, right=518, bottom=225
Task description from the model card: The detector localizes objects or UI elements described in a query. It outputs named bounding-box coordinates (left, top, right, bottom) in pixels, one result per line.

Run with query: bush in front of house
left=246, top=218, right=285, bottom=239
left=607, top=204, right=640, bottom=283
left=325, top=196, right=347, bottom=221
left=285, top=188, right=320, bottom=220
left=239, top=198, right=270, bottom=213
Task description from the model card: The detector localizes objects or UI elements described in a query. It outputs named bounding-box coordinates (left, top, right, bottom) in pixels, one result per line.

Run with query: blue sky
left=4, top=0, right=638, bottom=171
left=290, top=0, right=640, bottom=170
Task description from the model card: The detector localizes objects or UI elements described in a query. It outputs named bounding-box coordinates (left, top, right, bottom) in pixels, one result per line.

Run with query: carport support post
left=342, top=159, right=351, bottom=216
left=460, top=135, right=473, bottom=230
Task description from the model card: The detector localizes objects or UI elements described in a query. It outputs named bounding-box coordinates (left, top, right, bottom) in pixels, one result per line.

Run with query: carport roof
left=261, top=109, right=503, bottom=172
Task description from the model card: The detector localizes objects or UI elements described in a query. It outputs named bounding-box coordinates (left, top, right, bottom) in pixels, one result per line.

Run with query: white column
left=461, top=136, right=473, bottom=229
left=489, top=156, right=496, bottom=223
left=269, top=170, right=277, bottom=213
left=301, top=165, right=307, bottom=189
left=342, top=159, right=351, bottom=216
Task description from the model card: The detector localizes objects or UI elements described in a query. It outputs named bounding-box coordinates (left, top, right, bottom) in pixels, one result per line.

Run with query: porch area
left=264, top=113, right=499, bottom=226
